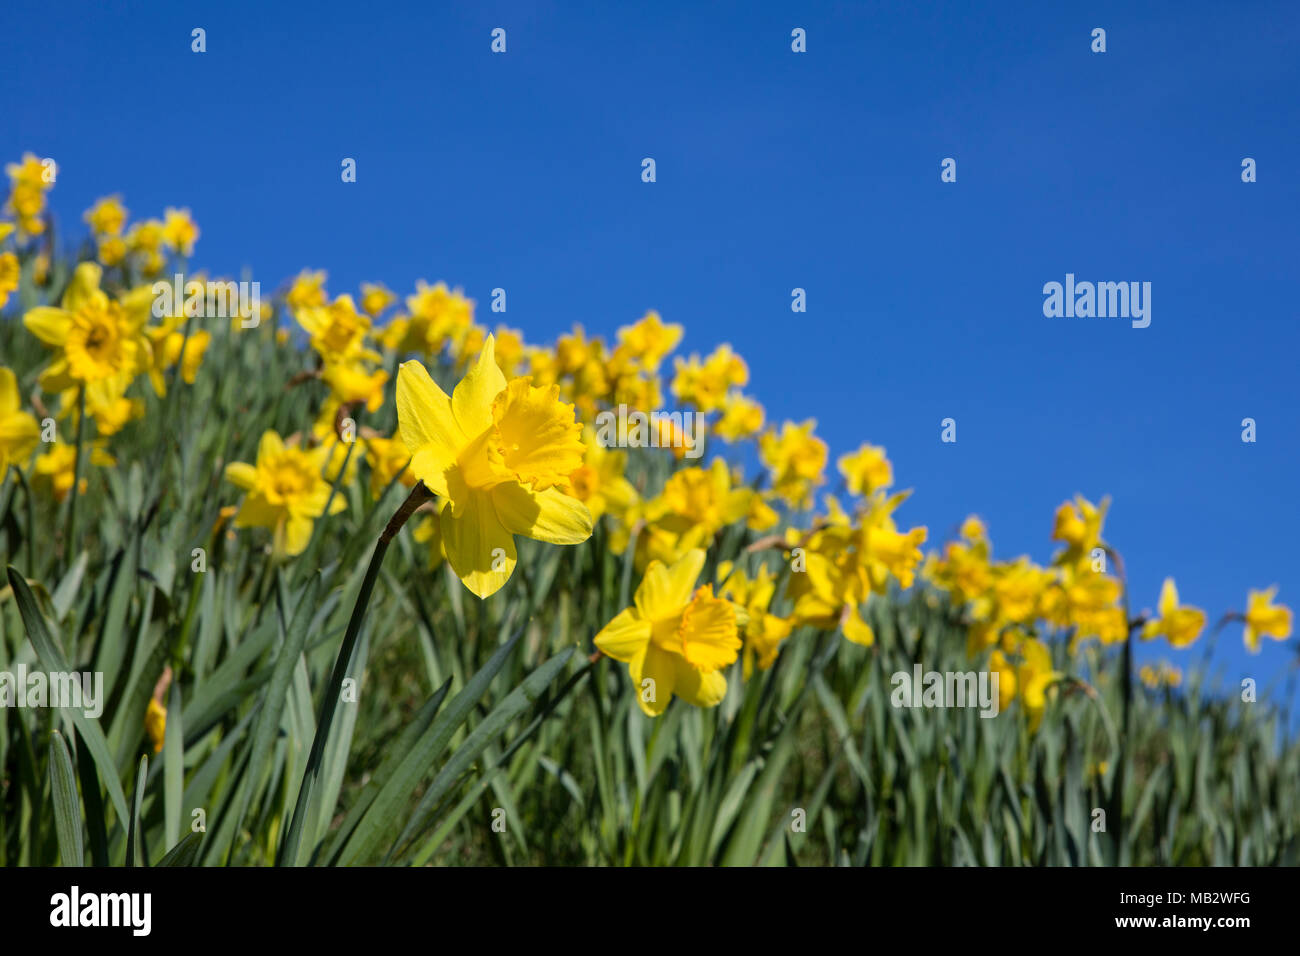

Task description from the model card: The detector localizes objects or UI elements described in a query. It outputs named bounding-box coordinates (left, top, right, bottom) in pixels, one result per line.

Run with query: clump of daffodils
left=1, top=152, right=1291, bottom=733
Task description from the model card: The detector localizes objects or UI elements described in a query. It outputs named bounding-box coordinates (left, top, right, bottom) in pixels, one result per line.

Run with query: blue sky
left=3, top=0, right=1298, bottom=706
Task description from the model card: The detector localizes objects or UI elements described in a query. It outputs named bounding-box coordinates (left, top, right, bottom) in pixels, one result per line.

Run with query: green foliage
left=1, top=273, right=1297, bottom=867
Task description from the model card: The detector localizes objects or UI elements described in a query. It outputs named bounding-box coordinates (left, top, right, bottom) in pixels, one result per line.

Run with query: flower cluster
left=1, top=157, right=1292, bottom=727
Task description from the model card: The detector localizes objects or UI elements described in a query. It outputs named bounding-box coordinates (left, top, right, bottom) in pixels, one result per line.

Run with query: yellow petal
left=440, top=489, right=517, bottom=598
left=673, top=657, right=728, bottom=708
left=0, top=368, right=19, bottom=414
left=396, top=360, right=463, bottom=496
left=276, top=514, right=315, bottom=558
left=224, top=461, right=258, bottom=490
left=635, top=549, right=706, bottom=621
left=23, top=307, right=73, bottom=346
left=1157, top=578, right=1178, bottom=617
left=843, top=605, right=875, bottom=647
left=492, top=483, right=592, bottom=545
left=594, top=608, right=651, bottom=662
left=61, top=262, right=105, bottom=312
left=451, top=335, right=506, bottom=439
left=630, top=643, right=676, bottom=717
left=257, top=430, right=285, bottom=462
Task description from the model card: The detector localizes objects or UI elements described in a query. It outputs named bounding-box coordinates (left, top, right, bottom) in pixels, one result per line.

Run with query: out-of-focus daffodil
left=0, top=368, right=40, bottom=471
left=1243, top=587, right=1292, bottom=653
left=223, top=430, right=347, bottom=559
left=1141, top=578, right=1206, bottom=648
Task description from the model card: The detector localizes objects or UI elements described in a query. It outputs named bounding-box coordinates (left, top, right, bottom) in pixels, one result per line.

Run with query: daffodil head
left=1244, top=586, right=1292, bottom=652
left=223, top=430, right=346, bottom=559
left=594, top=549, right=741, bottom=715
left=396, top=335, right=593, bottom=597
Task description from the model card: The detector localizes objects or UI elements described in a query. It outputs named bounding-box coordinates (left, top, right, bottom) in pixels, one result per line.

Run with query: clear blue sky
left=3, top=1, right=1297, bottom=706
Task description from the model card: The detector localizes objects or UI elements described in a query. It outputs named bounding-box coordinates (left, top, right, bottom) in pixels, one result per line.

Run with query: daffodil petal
left=396, top=360, right=463, bottom=491
left=593, top=608, right=651, bottom=662
left=451, top=335, right=506, bottom=439
left=224, top=462, right=258, bottom=490
left=630, top=644, right=676, bottom=717
left=0, top=368, right=18, bottom=414
left=23, top=307, right=73, bottom=346
left=257, top=429, right=285, bottom=461
left=492, top=483, right=593, bottom=545
left=673, top=657, right=727, bottom=709
left=440, top=489, right=516, bottom=598
left=635, top=549, right=706, bottom=621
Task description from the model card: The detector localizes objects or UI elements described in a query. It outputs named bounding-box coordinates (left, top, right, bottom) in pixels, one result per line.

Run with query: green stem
left=62, top=383, right=87, bottom=569
left=277, top=480, right=432, bottom=866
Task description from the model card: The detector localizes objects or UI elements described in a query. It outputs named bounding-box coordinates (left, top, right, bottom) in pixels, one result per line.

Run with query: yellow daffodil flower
left=759, top=419, right=827, bottom=509
left=837, top=442, right=893, bottom=496
left=0, top=368, right=41, bottom=472
left=1243, top=586, right=1292, bottom=653
left=396, top=335, right=593, bottom=597
left=33, top=441, right=116, bottom=502
left=0, top=251, right=21, bottom=309
left=23, top=263, right=152, bottom=396
left=223, top=430, right=347, bottom=559
left=1141, top=578, right=1206, bottom=648
left=594, top=549, right=740, bottom=715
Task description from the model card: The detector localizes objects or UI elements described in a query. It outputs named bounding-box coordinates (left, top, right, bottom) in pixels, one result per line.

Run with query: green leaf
left=7, top=567, right=132, bottom=831
left=48, top=731, right=84, bottom=867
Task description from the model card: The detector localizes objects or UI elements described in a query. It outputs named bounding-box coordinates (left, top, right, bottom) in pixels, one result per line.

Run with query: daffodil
left=988, top=634, right=1060, bottom=728
left=296, top=295, right=379, bottom=365
left=396, top=281, right=475, bottom=356
left=594, top=549, right=740, bottom=715
left=145, top=319, right=211, bottom=396
left=838, top=442, right=893, bottom=496
left=713, top=391, right=764, bottom=442
left=84, top=196, right=128, bottom=237
left=1243, top=587, right=1292, bottom=653
left=364, top=428, right=416, bottom=499
left=0, top=368, right=41, bottom=472
left=22, top=262, right=151, bottom=395
left=1141, top=578, right=1206, bottom=648
left=615, top=310, right=682, bottom=373
left=671, top=344, right=748, bottom=413
left=287, top=269, right=329, bottom=313
left=1051, top=495, right=1109, bottom=562
left=717, top=560, right=792, bottom=675
left=359, top=282, right=396, bottom=318
left=322, top=361, right=388, bottom=413
left=0, top=250, right=20, bottom=310
left=5, top=153, right=54, bottom=236
left=161, top=207, right=199, bottom=256
left=759, top=419, right=827, bottom=509
left=125, top=219, right=166, bottom=275
left=396, top=335, right=593, bottom=597
left=223, top=430, right=347, bottom=559
left=566, top=425, right=637, bottom=522
left=33, top=441, right=115, bottom=502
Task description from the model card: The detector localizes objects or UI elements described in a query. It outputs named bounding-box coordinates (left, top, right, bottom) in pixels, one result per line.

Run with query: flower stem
left=62, top=383, right=86, bottom=570
left=277, top=479, right=433, bottom=865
